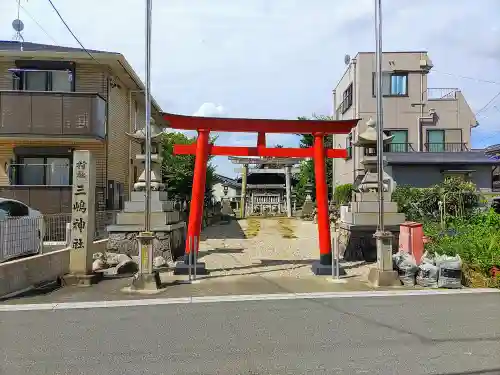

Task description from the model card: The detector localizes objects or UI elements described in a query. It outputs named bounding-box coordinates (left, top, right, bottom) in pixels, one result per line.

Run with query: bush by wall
left=392, top=177, right=480, bottom=222
left=334, top=183, right=353, bottom=205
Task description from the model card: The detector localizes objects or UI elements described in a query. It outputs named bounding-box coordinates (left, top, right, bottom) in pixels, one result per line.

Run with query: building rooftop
left=0, top=40, right=116, bottom=54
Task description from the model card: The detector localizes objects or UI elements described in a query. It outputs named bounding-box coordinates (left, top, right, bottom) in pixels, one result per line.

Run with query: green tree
left=295, top=114, right=335, bottom=205
left=160, top=132, right=216, bottom=199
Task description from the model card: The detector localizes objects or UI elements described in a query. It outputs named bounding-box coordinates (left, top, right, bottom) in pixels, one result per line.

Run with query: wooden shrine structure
left=162, top=112, right=359, bottom=275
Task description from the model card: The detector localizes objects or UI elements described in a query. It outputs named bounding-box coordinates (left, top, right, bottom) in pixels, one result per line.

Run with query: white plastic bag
left=395, top=252, right=418, bottom=287
left=416, top=262, right=439, bottom=288
left=420, top=251, right=435, bottom=265
left=436, top=254, right=463, bottom=289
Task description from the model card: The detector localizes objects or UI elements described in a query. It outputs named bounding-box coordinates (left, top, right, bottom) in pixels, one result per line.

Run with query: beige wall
left=332, top=51, right=477, bottom=185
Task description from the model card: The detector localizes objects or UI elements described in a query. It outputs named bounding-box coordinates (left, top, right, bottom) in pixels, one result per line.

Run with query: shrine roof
left=214, top=174, right=241, bottom=188
left=229, top=156, right=302, bottom=165
left=163, top=113, right=358, bottom=134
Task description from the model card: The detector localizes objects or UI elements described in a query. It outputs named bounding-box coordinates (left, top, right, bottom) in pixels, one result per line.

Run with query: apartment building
left=332, top=51, right=497, bottom=190
left=0, top=41, right=166, bottom=213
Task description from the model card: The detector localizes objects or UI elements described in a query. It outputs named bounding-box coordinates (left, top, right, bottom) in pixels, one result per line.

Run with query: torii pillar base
left=174, top=257, right=208, bottom=276
left=311, top=256, right=346, bottom=276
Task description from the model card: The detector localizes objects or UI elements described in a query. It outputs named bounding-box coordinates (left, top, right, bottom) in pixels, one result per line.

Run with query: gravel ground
left=197, top=218, right=368, bottom=280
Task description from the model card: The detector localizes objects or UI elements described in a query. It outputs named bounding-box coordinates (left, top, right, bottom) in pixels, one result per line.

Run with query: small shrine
left=230, top=157, right=299, bottom=218
left=106, top=119, right=186, bottom=262
left=338, top=118, right=405, bottom=261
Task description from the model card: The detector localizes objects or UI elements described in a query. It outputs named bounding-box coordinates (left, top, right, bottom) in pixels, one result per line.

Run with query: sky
left=1, top=0, right=499, bottom=177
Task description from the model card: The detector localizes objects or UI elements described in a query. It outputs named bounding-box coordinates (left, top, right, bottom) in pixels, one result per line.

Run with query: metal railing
left=0, top=216, right=43, bottom=262
left=424, top=142, right=468, bottom=152
left=427, top=88, right=458, bottom=100
left=43, top=210, right=119, bottom=243
left=383, top=143, right=415, bottom=153
left=6, top=163, right=71, bottom=186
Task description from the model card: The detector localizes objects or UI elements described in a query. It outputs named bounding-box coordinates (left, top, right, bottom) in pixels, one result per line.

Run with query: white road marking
left=0, top=288, right=498, bottom=312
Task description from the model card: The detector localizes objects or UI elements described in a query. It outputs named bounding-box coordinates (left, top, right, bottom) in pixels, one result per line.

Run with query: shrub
left=334, top=183, right=353, bottom=205
left=392, top=177, right=480, bottom=221
left=424, top=209, right=500, bottom=275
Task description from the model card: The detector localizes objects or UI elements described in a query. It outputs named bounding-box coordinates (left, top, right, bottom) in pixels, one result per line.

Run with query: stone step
left=353, top=192, right=391, bottom=202
left=124, top=200, right=175, bottom=212
left=116, top=211, right=181, bottom=226
left=130, top=191, right=168, bottom=202
left=342, top=212, right=405, bottom=226
left=349, top=201, right=398, bottom=213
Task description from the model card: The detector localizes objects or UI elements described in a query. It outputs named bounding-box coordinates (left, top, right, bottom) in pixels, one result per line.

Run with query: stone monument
left=64, top=150, right=99, bottom=286
left=300, top=182, right=315, bottom=220
left=106, top=119, right=186, bottom=264
left=338, top=119, right=405, bottom=262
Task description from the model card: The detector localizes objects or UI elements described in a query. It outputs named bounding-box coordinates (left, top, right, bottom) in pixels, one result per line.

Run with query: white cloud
left=193, top=103, right=226, bottom=117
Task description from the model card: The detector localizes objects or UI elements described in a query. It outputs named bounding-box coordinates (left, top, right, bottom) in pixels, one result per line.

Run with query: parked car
left=0, top=198, right=44, bottom=262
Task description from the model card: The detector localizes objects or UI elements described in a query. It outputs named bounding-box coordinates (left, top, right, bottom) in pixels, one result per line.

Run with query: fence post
left=66, top=222, right=71, bottom=247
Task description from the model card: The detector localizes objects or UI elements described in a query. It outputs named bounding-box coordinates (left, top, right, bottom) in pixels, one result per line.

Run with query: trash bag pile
left=392, top=251, right=462, bottom=288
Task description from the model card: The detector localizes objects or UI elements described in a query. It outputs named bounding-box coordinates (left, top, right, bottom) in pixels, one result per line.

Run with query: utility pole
left=132, top=0, right=160, bottom=291
left=368, top=0, right=399, bottom=287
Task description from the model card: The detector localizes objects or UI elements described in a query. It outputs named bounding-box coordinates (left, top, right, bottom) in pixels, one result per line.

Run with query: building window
left=13, top=69, right=74, bottom=92
left=372, top=72, right=408, bottom=97
left=346, top=132, right=353, bottom=159
left=384, top=130, right=408, bottom=152
left=16, top=156, right=71, bottom=186
left=341, top=83, right=353, bottom=114
left=426, top=129, right=445, bottom=152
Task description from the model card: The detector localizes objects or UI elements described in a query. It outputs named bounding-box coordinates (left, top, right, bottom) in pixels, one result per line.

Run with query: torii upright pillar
left=176, top=129, right=210, bottom=275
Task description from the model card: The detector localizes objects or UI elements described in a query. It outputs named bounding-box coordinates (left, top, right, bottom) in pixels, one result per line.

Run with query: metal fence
left=43, top=210, right=119, bottom=242
left=0, top=210, right=119, bottom=262
left=0, top=216, right=43, bottom=262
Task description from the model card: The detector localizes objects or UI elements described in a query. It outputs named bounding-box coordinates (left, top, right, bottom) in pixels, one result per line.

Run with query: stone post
left=285, top=165, right=292, bottom=218
left=67, top=150, right=98, bottom=285
left=240, top=164, right=248, bottom=218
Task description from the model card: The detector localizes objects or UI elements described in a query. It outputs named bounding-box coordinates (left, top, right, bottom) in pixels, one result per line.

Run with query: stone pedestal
left=339, top=189, right=405, bottom=262
left=107, top=191, right=186, bottom=262
left=339, top=223, right=401, bottom=261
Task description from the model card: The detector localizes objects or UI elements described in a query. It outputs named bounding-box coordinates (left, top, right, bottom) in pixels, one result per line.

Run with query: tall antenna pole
left=144, top=0, right=153, bottom=232
left=374, top=0, right=384, bottom=232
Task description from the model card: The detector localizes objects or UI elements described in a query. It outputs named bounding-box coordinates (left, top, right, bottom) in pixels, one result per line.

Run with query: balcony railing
left=0, top=91, right=106, bottom=139
left=383, top=143, right=416, bottom=153
left=424, top=142, right=469, bottom=152
left=427, top=88, right=459, bottom=100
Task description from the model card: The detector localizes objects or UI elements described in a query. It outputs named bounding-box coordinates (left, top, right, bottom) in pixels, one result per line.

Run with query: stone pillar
left=68, top=150, right=97, bottom=283
left=240, top=164, right=248, bottom=218
left=285, top=165, right=292, bottom=218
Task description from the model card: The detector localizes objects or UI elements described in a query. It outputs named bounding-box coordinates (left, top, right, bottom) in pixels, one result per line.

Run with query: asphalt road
left=1, top=293, right=500, bottom=375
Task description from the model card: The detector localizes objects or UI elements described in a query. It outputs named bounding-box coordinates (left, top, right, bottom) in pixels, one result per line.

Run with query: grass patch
left=244, top=218, right=261, bottom=238
left=277, top=218, right=297, bottom=239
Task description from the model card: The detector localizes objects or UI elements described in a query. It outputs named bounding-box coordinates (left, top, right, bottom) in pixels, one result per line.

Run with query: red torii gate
left=162, top=113, right=359, bottom=275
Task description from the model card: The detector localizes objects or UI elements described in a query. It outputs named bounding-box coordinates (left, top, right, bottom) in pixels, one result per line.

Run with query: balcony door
left=385, top=130, right=408, bottom=152
left=427, top=130, right=445, bottom=152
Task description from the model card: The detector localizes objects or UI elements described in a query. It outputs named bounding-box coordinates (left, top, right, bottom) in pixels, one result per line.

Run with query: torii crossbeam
left=163, top=112, right=359, bottom=275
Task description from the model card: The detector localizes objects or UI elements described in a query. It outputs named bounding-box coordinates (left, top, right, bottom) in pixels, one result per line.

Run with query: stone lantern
left=106, top=117, right=187, bottom=265
left=126, top=117, right=165, bottom=192
left=337, top=118, right=405, bottom=266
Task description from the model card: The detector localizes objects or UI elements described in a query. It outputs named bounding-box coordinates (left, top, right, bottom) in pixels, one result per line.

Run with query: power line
left=476, top=90, right=500, bottom=116
left=46, top=0, right=99, bottom=63
left=431, top=69, right=500, bottom=86
left=18, top=2, right=58, bottom=44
